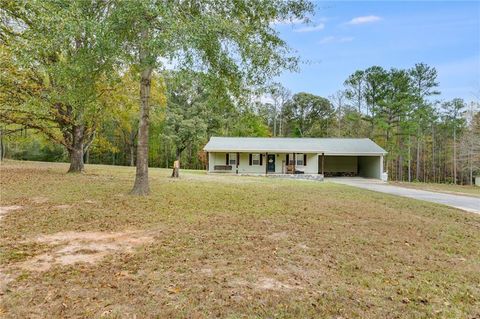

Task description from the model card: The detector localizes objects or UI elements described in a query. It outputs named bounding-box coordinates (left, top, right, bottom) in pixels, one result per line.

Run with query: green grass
left=1, top=160, right=479, bottom=318
left=390, top=181, right=480, bottom=198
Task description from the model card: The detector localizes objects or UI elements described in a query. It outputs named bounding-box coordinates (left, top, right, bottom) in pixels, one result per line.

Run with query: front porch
left=207, top=152, right=321, bottom=175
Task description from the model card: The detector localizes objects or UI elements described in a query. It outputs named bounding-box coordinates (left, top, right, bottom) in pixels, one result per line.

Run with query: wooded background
left=3, top=64, right=479, bottom=185
left=1, top=1, right=479, bottom=185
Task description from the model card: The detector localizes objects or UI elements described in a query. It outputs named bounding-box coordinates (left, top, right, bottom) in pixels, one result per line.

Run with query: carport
left=318, top=153, right=385, bottom=179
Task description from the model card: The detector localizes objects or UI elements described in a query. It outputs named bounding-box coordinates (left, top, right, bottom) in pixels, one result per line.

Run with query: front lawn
left=1, top=161, right=479, bottom=318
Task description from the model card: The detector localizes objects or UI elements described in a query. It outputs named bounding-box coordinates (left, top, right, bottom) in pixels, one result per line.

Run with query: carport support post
left=321, top=153, right=325, bottom=175
left=380, top=155, right=384, bottom=179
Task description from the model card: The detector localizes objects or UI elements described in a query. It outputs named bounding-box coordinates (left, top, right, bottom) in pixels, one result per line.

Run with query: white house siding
left=208, top=152, right=319, bottom=174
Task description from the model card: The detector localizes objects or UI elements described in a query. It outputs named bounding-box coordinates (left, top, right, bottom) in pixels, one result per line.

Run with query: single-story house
left=203, top=137, right=388, bottom=180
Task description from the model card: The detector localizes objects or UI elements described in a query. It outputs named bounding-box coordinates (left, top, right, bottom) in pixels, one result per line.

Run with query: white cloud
left=319, top=36, right=354, bottom=45
left=347, top=15, right=382, bottom=25
left=294, top=24, right=325, bottom=33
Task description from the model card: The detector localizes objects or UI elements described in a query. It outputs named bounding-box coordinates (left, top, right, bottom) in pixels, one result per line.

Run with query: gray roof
left=204, top=137, right=387, bottom=155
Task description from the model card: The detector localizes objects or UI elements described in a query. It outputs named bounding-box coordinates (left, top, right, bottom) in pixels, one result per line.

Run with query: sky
left=273, top=1, right=480, bottom=103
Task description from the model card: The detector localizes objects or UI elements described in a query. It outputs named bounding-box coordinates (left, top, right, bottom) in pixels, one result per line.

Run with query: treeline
left=0, top=1, right=478, bottom=185
left=259, top=64, right=480, bottom=185
left=3, top=63, right=479, bottom=184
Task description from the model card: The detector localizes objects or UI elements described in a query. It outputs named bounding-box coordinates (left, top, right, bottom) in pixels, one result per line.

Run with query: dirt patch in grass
left=31, top=196, right=49, bottom=204
left=0, top=206, right=23, bottom=220
left=18, top=231, right=155, bottom=272
left=254, top=277, right=300, bottom=290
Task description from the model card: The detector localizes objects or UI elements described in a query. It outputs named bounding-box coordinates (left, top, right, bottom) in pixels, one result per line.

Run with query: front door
left=267, top=154, right=276, bottom=172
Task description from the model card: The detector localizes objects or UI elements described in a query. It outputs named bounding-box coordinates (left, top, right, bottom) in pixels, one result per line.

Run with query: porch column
left=208, top=152, right=214, bottom=172
left=236, top=152, right=240, bottom=174
left=265, top=152, right=268, bottom=175
left=293, top=153, right=296, bottom=174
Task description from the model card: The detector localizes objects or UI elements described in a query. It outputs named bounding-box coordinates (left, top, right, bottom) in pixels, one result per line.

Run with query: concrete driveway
left=328, top=177, right=480, bottom=214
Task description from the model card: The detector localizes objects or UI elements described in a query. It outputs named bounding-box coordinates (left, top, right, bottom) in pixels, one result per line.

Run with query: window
left=252, top=154, right=261, bottom=165
left=229, top=153, right=237, bottom=165
left=296, top=153, right=304, bottom=166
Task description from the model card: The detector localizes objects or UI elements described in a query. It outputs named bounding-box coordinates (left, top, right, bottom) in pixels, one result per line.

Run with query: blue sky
left=274, top=1, right=480, bottom=102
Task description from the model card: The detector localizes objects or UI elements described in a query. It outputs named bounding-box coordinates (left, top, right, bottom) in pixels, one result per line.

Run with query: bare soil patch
left=255, top=277, right=299, bottom=290
left=0, top=206, right=23, bottom=220
left=18, top=231, right=154, bottom=272
left=31, top=196, right=49, bottom=204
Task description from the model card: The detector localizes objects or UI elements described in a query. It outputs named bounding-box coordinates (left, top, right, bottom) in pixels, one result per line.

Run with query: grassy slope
left=390, top=181, right=480, bottom=198
left=1, top=160, right=479, bottom=318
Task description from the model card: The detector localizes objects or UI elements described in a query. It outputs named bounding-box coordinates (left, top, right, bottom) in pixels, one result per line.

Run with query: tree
left=263, top=83, right=291, bottom=136
left=344, top=70, right=365, bottom=113
left=442, top=98, right=466, bottom=184
left=94, top=70, right=166, bottom=167
left=283, top=92, right=334, bottom=137
left=112, top=1, right=314, bottom=194
left=458, top=107, right=480, bottom=184
left=374, top=69, right=415, bottom=179
left=163, top=72, right=208, bottom=168
left=363, top=66, right=388, bottom=125
left=1, top=0, right=121, bottom=172
left=409, top=63, right=440, bottom=181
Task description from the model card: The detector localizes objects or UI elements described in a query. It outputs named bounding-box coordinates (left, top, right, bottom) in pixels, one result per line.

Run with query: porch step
left=267, top=174, right=324, bottom=181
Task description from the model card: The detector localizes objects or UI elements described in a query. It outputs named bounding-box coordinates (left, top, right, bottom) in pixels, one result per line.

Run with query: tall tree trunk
left=273, top=113, right=277, bottom=137
left=130, top=145, right=135, bottom=167
left=469, top=148, right=473, bottom=185
left=129, top=130, right=136, bottom=166
left=408, top=135, right=411, bottom=182
left=432, top=125, right=435, bottom=183
left=279, top=116, right=283, bottom=137
left=67, top=125, right=85, bottom=173
left=453, top=126, right=457, bottom=184
left=130, top=67, right=153, bottom=195
left=416, top=130, right=420, bottom=181
left=165, top=140, right=169, bottom=169
left=84, top=148, right=90, bottom=164
left=0, top=128, right=4, bottom=161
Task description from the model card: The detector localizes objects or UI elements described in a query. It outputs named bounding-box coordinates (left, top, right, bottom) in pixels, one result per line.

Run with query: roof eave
left=204, top=148, right=387, bottom=156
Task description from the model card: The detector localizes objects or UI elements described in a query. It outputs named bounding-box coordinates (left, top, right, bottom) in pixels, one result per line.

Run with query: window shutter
left=304, top=154, right=307, bottom=166
left=249, top=154, right=252, bottom=166
left=286, top=154, right=289, bottom=164
left=226, top=153, right=229, bottom=165
left=237, top=153, right=240, bottom=165
left=260, top=154, right=263, bottom=166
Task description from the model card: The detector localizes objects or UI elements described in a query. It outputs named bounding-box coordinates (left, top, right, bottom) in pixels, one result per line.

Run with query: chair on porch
left=286, top=164, right=295, bottom=174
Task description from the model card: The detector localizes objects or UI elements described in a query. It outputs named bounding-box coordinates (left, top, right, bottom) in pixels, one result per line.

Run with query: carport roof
left=204, top=137, right=387, bottom=155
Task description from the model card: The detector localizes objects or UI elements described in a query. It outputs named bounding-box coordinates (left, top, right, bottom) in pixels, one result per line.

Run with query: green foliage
left=3, top=131, right=65, bottom=162
left=1, top=0, right=124, bottom=170
left=112, top=0, right=313, bottom=91
left=282, top=92, right=335, bottom=137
